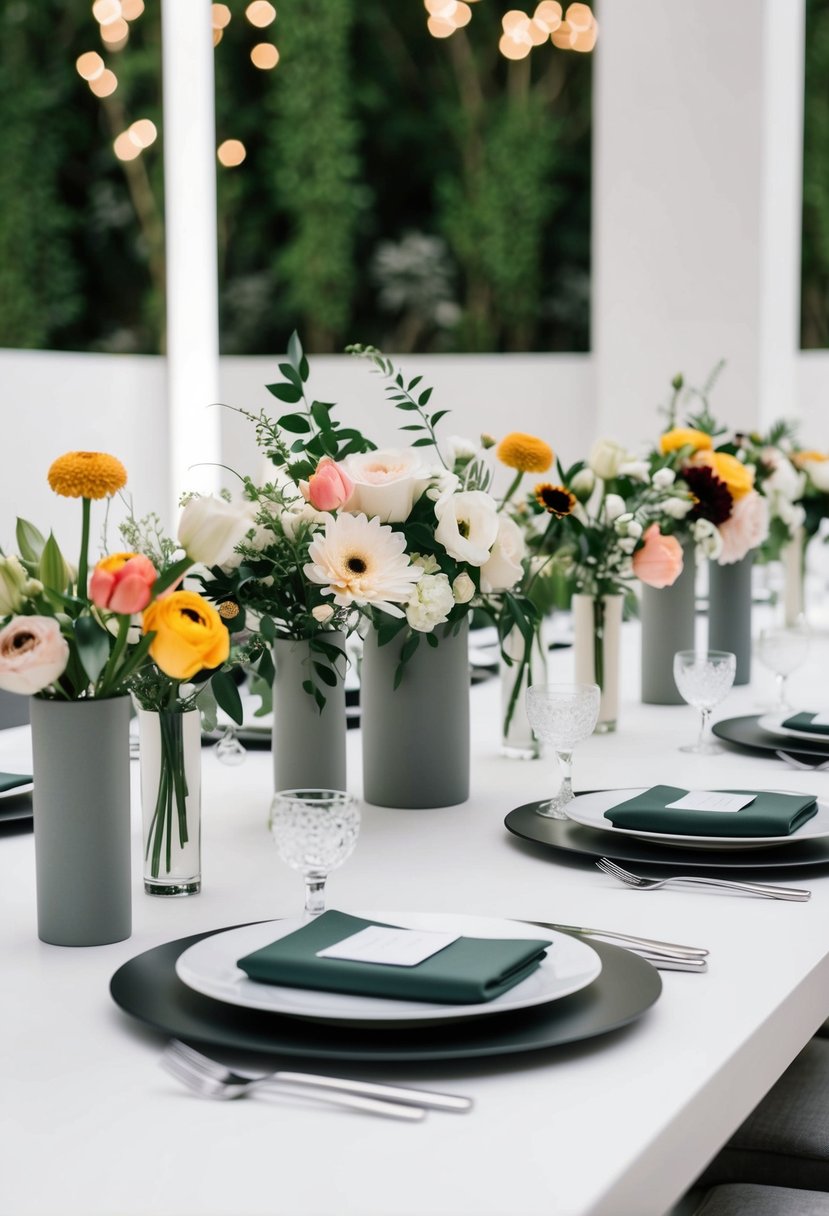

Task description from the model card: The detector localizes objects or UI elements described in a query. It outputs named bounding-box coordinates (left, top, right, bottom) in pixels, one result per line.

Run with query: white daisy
left=304, top=512, right=422, bottom=617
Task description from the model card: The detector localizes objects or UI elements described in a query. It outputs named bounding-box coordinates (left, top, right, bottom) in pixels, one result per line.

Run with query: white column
left=592, top=0, right=806, bottom=442
left=161, top=0, right=221, bottom=517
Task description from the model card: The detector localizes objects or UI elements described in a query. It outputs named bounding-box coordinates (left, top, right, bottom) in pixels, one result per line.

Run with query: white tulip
left=178, top=496, right=256, bottom=567
left=480, top=515, right=526, bottom=592
left=588, top=438, right=627, bottom=481
left=434, top=491, right=500, bottom=566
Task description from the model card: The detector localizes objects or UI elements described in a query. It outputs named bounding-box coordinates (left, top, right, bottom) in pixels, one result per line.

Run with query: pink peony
left=632, top=523, right=684, bottom=589
left=717, top=490, right=770, bottom=565
left=0, top=616, right=69, bottom=695
left=300, top=457, right=354, bottom=512
left=89, top=552, right=158, bottom=614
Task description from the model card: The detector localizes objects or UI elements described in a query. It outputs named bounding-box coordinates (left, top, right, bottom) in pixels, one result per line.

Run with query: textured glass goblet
left=525, top=683, right=601, bottom=819
left=269, top=789, right=360, bottom=918
left=673, top=650, right=736, bottom=754
left=755, top=625, right=810, bottom=712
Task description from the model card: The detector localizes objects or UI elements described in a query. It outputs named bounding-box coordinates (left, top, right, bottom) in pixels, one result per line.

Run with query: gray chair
left=692, top=1184, right=829, bottom=1215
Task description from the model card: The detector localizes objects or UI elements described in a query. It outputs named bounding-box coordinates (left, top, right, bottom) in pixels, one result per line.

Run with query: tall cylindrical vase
left=640, top=544, right=697, bottom=704
left=708, top=554, right=753, bottom=685
left=139, top=708, right=201, bottom=896
left=572, top=593, right=623, bottom=733
left=30, top=696, right=131, bottom=946
left=499, top=623, right=547, bottom=759
left=272, top=631, right=347, bottom=792
left=361, top=620, right=470, bottom=808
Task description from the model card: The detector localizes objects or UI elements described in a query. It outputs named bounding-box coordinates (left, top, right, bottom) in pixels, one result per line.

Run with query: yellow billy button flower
left=143, top=590, right=230, bottom=681
left=658, top=428, right=713, bottom=456
left=535, top=483, right=577, bottom=517
left=496, top=432, right=554, bottom=474
left=47, top=451, right=127, bottom=499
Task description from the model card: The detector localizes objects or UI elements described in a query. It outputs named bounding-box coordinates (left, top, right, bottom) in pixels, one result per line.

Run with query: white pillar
left=592, top=0, right=806, bottom=442
left=161, top=0, right=221, bottom=517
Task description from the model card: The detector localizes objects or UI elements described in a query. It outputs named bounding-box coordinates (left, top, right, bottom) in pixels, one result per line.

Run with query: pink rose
left=300, top=458, right=354, bottom=512
left=89, top=552, right=158, bottom=614
left=632, top=523, right=684, bottom=589
left=0, top=616, right=69, bottom=695
left=717, top=490, right=770, bottom=565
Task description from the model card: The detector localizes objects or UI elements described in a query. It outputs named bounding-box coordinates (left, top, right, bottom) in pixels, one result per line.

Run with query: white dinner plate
left=0, top=779, right=32, bottom=800
left=175, top=911, right=602, bottom=1026
left=563, top=788, right=829, bottom=849
left=758, top=713, right=829, bottom=746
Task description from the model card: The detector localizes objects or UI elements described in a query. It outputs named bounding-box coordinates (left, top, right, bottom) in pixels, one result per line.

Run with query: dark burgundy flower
left=681, top=464, right=733, bottom=525
left=535, top=483, right=576, bottom=517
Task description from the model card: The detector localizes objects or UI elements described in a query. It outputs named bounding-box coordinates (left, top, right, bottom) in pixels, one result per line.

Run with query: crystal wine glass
left=673, top=650, right=736, bottom=754
left=269, top=788, right=360, bottom=917
left=755, top=625, right=810, bottom=713
left=525, top=683, right=601, bottom=819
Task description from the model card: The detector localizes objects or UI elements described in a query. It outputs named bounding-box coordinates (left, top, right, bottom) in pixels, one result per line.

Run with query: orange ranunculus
left=658, top=428, right=713, bottom=456
left=90, top=552, right=157, bottom=614
left=142, top=590, right=229, bottom=680
left=632, top=524, right=684, bottom=589
left=690, top=449, right=754, bottom=499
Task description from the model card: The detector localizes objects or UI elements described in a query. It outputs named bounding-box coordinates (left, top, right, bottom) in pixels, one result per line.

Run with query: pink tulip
left=632, top=524, right=684, bottom=589
left=89, top=552, right=158, bottom=614
left=300, top=458, right=354, bottom=512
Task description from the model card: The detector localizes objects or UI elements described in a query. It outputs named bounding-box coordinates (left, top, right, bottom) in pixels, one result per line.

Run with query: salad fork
left=596, top=858, right=811, bottom=901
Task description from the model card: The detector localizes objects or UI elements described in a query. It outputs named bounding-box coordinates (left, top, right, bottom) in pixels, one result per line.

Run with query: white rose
left=311, top=604, right=335, bottom=624
left=652, top=467, right=676, bottom=489
left=480, top=515, right=526, bottom=592
left=804, top=458, right=829, bottom=494
left=342, top=449, right=428, bottom=523
left=405, top=573, right=455, bottom=633
left=452, top=572, right=475, bottom=603
left=178, top=495, right=256, bottom=567
left=588, top=438, right=627, bottom=481
left=603, top=494, right=627, bottom=522
left=664, top=496, right=694, bottom=519
left=569, top=468, right=595, bottom=502
left=434, top=491, right=500, bottom=566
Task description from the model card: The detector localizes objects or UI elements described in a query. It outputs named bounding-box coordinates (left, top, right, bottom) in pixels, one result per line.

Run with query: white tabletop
left=2, top=622, right=829, bottom=1216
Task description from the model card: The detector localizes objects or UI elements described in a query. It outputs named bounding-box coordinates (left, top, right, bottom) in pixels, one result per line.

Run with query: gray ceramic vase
left=708, top=554, right=753, bottom=685
left=30, top=695, right=132, bottom=947
left=640, top=544, right=697, bottom=704
left=361, top=620, right=470, bottom=809
left=272, top=632, right=347, bottom=792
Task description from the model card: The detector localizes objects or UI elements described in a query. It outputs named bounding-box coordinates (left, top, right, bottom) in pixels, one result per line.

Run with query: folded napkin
left=0, top=772, right=32, bottom=793
left=782, top=712, right=829, bottom=737
left=236, top=910, right=550, bottom=1005
left=605, top=785, right=818, bottom=837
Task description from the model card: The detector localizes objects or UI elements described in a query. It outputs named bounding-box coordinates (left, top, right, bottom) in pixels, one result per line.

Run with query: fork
left=775, top=750, right=829, bottom=771
left=596, top=858, right=811, bottom=901
left=162, top=1040, right=472, bottom=1116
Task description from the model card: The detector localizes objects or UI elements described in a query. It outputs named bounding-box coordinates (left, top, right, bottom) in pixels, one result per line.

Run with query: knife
left=524, top=920, right=709, bottom=960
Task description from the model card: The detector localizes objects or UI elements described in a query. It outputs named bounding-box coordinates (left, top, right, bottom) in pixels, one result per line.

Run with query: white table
left=2, top=625, right=829, bottom=1216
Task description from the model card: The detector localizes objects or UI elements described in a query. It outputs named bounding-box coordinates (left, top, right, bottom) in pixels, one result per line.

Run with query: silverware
left=525, top=920, right=708, bottom=959
left=636, top=953, right=708, bottom=972
left=775, top=750, right=829, bottom=771
left=596, top=858, right=811, bottom=902
left=162, top=1040, right=472, bottom=1116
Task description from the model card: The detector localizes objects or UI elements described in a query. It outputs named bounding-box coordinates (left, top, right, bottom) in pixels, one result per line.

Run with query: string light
left=217, top=139, right=246, bottom=167
left=113, top=130, right=142, bottom=161
left=92, top=0, right=122, bottom=26
left=101, top=17, right=129, bottom=47
left=533, top=1, right=562, bottom=32
left=121, top=0, right=144, bottom=19
left=76, top=51, right=105, bottom=81
left=211, top=4, right=231, bottom=29
left=424, top=0, right=472, bottom=39
left=89, top=69, right=118, bottom=96
left=129, top=118, right=157, bottom=148
left=250, top=43, right=280, bottom=69
left=246, top=1, right=276, bottom=28
left=213, top=29, right=224, bottom=46
left=499, top=10, right=533, bottom=59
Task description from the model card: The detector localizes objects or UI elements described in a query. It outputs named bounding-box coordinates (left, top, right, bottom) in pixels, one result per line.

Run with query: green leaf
left=259, top=615, right=277, bottom=642
left=320, top=432, right=339, bottom=458
left=257, top=649, right=275, bottom=685
left=418, top=387, right=433, bottom=407
left=412, top=437, right=434, bottom=447
left=73, top=616, right=111, bottom=684
left=267, top=382, right=303, bottom=404
left=407, top=375, right=423, bottom=391
left=430, top=409, right=450, bottom=427
left=425, top=632, right=439, bottom=648
left=39, top=533, right=68, bottom=597
left=313, top=661, right=337, bottom=687
left=278, top=362, right=303, bottom=390
left=211, top=669, right=244, bottom=725
left=311, top=400, right=334, bottom=430
left=277, top=412, right=311, bottom=433
left=395, top=400, right=420, bottom=412
left=287, top=331, right=304, bottom=371
left=400, top=632, right=420, bottom=664
left=16, top=518, right=46, bottom=565
left=399, top=424, right=425, bottom=432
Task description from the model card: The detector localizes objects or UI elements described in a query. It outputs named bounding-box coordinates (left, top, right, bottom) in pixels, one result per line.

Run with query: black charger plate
left=0, top=790, right=33, bottom=826
left=110, top=924, right=661, bottom=1063
left=713, top=715, right=829, bottom=763
left=505, top=801, right=829, bottom=873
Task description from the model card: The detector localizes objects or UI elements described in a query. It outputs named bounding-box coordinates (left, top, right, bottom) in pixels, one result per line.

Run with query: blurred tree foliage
left=802, top=0, right=829, bottom=348
left=0, top=0, right=592, bottom=355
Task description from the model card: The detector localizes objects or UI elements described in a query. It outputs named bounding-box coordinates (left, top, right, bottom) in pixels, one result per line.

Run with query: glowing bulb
left=76, top=51, right=105, bottom=81
left=213, top=27, right=223, bottom=45
left=121, top=0, right=144, bottom=18
left=101, top=17, right=129, bottom=45
left=92, top=0, right=122, bottom=26
left=571, top=17, right=597, bottom=50
left=526, top=18, right=547, bottom=44
left=425, top=0, right=457, bottom=15
left=550, top=19, right=575, bottom=47
left=89, top=69, right=118, bottom=96
left=427, top=15, right=456, bottom=37
left=502, top=10, right=530, bottom=33
left=217, top=139, right=246, bottom=167
left=250, top=42, right=279, bottom=68
left=114, top=131, right=141, bottom=161
left=129, top=118, right=157, bottom=148
left=212, top=3, right=231, bottom=28
left=564, top=2, right=592, bottom=32
left=453, top=2, right=472, bottom=28
left=246, top=1, right=276, bottom=27
left=533, top=1, right=562, bottom=32
left=499, top=32, right=531, bottom=58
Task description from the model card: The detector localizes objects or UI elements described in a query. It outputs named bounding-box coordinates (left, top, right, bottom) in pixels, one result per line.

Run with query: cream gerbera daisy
left=303, top=512, right=422, bottom=617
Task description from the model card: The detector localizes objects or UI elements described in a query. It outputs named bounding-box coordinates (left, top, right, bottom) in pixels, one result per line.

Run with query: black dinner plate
left=713, top=714, right=829, bottom=762
left=0, top=789, right=33, bottom=826
left=109, top=923, right=661, bottom=1063
left=505, top=800, right=829, bottom=873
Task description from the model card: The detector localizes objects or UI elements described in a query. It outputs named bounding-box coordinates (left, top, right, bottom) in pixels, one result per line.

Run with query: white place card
left=316, top=925, right=460, bottom=968
left=665, top=790, right=756, bottom=814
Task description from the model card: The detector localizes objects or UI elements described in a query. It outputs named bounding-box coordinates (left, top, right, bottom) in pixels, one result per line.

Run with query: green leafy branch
left=346, top=343, right=452, bottom=470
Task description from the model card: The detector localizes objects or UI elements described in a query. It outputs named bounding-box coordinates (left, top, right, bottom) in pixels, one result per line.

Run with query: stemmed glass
left=269, top=788, right=360, bottom=918
left=673, top=650, right=736, bottom=754
left=755, top=625, right=810, bottom=713
left=525, top=683, right=601, bottom=819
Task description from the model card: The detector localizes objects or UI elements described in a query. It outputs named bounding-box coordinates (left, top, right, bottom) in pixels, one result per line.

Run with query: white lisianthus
left=0, top=555, right=41, bottom=615
left=410, top=553, right=441, bottom=574
left=280, top=503, right=329, bottom=543
left=569, top=468, right=595, bottom=502
left=405, top=572, right=455, bottom=633
left=613, top=512, right=635, bottom=535
left=311, top=604, right=335, bottom=624
left=652, top=467, right=676, bottom=489
left=342, top=449, right=428, bottom=523
left=480, top=515, right=526, bottom=592
left=588, top=438, right=627, bottom=481
left=434, top=491, right=500, bottom=566
left=693, top=517, right=723, bottom=561
left=618, top=537, right=638, bottom=555
left=618, top=460, right=650, bottom=483
left=304, top=512, right=422, bottom=617
left=178, top=495, right=256, bottom=567
left=425, top=467, right=460, bottom=503
left=603, top=494, right=627, bottom=522
left=664, top=496, right=694, bottom=519
left=452, top=572, right=475, bottom=603
left=627, top=520, right=643, bottom=540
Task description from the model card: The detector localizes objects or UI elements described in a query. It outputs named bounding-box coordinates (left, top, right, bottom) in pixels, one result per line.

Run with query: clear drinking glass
left=755, top=625, right=810, bottom=712
left=269, top=788, right=360, bottom=917
left=673, top=650, right=736, bottom=754
left=525, top=683, right=601, bottom=819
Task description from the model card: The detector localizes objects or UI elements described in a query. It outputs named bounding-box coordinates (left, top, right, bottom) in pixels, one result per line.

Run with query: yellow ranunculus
left=142, top=590, right=229, bottom=681
left=691, top=449, right=755, bottom=499
left=658, top=428, right=713, bottom=456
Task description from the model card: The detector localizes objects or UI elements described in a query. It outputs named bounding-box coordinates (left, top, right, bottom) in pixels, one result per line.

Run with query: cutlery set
left=596, top=857, right=811, bottom=902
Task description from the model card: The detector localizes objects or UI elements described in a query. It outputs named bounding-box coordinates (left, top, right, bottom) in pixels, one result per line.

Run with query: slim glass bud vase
left=139, top=708, right=201, bottom=896
left=572, top=593, right=623, bottom=733
left=500, top=624, right=547, bottom=758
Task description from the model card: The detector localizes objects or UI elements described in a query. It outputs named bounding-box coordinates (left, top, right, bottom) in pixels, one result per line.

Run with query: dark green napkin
left=0, top=772, right=32, bottom=793
left=237, top=910, right=550, bottom=1005
left=605, top=785, right=818, bottom=837
left=782, top=712, right=829, bottom=737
